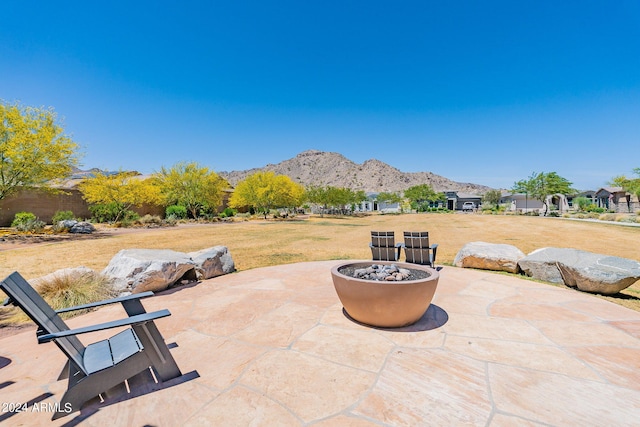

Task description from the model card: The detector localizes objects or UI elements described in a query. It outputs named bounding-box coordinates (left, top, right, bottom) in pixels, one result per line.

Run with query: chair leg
left=57, top=360, right=70, bottom=380
left=132, top=323, right=182, bottom=381
left=122, top=299, right=182, bottom=381
left=52, top=352, right=152, bottom=420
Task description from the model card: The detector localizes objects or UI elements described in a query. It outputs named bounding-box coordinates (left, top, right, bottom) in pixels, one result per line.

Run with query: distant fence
left=0, top=188, right=163, bottom=227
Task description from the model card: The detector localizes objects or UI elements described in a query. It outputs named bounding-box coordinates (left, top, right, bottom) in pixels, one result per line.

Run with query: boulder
left=70, top=221, right=96, bottom=234
left=56, top=220, right=96, bottom=234
left=188, top=246, right=235, bottom=280
left=453, top=242, right=525, bottom=273
left=517, top=248, right=565, bottom=284
left=518, top=247, right=640, bottom=294
left=102, top=249, right=198, bottom=293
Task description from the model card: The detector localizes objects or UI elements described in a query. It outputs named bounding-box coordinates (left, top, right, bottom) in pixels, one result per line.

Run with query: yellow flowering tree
left=230, top=171, right=305, bottom=218
left=154, top=162, right=228, bottom=218
left=78, top=172, right=162, bottom=222
left=0, top=101, right=79, bottom=200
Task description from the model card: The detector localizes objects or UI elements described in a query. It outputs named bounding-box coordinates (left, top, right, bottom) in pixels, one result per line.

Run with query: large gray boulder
left=56, top=220, right=96, bottom=234
left=453, top=242, right=525, bottom=273
left=102, top=249, right=198, bottom=294
left=188, top=245, right=235, bottom=280
left=518, top=247, right=640, bottom=295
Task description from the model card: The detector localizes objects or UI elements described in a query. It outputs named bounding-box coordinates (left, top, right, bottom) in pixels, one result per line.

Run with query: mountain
left=219, top=150, right=492, bottom=194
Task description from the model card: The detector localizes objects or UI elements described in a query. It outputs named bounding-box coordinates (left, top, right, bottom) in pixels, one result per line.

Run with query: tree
left=482, top=189, right=502, bottom=209
left=403, top=184, right=442, bottom=211
left=154, top=162, right=228, bottom=218
left=512, top=172, right=574, bottom=215
left=0, top=101, right=79, bottom=200
left=376, top=192, right=402, bottom=205
left=78, top=172, right=162, bottom=222
left=610, top=168, right=640, bottom=199
left=229, top=171, right=304, bottom=219
left=305, top=186, right=366, bottom=215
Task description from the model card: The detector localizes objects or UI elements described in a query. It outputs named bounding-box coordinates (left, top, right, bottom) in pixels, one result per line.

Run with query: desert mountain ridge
left=219, top=150, right=493, bottom=194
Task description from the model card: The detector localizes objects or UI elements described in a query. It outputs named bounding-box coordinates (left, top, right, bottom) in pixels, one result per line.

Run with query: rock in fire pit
left=341, top=263, right=430, bottom=281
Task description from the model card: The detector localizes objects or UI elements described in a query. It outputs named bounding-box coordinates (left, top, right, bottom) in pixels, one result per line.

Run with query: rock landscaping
left=454, top=242, right=640, bottom=295
left=338, top=263, right=430, bottom=281
left=518, top=247, right=640, bottom=295
left=34, top=246, right=235, bottom=295
left=453, top=241, right=524, bottom=273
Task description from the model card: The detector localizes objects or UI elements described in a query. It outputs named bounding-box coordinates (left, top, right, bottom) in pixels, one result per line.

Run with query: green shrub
left=117, top=210, right=140, bottom=227
left=89, top=203, right=121, bottom=223
left=165, top=205, right=187, bottom=219
left=52, top=210, right=75, bottom=223
left=220, top=207, right=236, bottom=218
left=11, top=211, right=37, bottom=227
left=11, top=212, right=45, bottom=232
left=51, top=211, right=75, bottom=224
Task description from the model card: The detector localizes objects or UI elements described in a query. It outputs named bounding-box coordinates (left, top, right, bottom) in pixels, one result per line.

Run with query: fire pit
left=331, top=260, right=439, bottom=328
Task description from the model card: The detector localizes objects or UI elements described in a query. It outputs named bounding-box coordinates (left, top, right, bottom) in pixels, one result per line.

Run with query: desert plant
left=3, top=270, right=116, bottom=325
left=135, top=214, right=163, bottom=226
left=11, top=212, right=45, bottom=233
left=11, top=211, right=37, bottom=227
left=89, top=202, right=121, bottom=223
left=117, top=210, right=141, bottom=227
left=220, top=207, right=236, bottom=218
left=52, top=210, right=75, bottom=223
left=165, top=205, right=187, bottom=219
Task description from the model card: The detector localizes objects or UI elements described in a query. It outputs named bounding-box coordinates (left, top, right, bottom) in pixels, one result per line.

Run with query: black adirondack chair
left=0, top=272, right=182, bottom=420
left=403, top=231, right=438, bottom=267
left=369, top=231, right=403, bottom=261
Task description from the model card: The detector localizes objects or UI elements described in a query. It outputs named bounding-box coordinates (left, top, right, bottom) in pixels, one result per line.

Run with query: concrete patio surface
left=1, top=260, right=640, bottom=426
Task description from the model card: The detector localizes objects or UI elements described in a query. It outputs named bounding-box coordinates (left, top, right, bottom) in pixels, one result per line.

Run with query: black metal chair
left=0, top=271, right=182, bottom=420
left=369, top=231, right=403, bottom=261
left=403, top=231, right=438, bottom=267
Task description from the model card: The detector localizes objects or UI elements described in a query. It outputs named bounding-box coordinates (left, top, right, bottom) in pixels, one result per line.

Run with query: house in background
left=445, top=191, right=482, bottom=211
left=355, top=193, right=401, bottom=213
left=500, top=192, right=570, bottom=215
left=595, top=187, right=639, bottom=213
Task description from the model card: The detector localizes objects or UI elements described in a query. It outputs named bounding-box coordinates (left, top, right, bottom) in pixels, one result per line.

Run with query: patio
left=2, top=260, right=640, bottom=426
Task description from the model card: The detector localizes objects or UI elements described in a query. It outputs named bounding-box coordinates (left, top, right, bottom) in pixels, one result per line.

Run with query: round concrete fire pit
left=331, top=260, right=439, bottom=328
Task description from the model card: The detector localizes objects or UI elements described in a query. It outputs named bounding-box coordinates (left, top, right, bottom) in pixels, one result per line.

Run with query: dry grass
left=2, top=270, right=116, bottom=325
left=1, top=213, right=639, bottom=316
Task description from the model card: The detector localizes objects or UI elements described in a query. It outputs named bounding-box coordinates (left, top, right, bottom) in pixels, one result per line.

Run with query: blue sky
left=1, top=1, right=639, bottom=190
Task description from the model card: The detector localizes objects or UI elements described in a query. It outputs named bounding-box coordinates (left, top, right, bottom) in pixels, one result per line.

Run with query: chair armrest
left=38, top=309, right=171, bottom=343
left=55, top=292, right=154, bottom=314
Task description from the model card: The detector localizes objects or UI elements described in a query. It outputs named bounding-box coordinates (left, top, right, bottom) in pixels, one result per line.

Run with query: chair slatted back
left=371, top=231, right=397, bottom=261
left=403, top=231, right=431, bottom=265
left=371, top=231, right=395, bottom=247
left=1, top=272, right=87, bottom=372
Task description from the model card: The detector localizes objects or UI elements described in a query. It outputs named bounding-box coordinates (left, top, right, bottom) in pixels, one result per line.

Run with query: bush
left=117, top=210, right=140, bottom=227
left=11, top=211, right=37, bottom=227
left=165, top=205, right=187, bottom=219
left=220, top=207, right=236, bottom=218
left=0, top=270, right=116, bottom=325
left=599, top=213, right=617, bottom=221
left=89, top=203, right=121, bottom=223
left=11, top=212, right=45, bottom=233
left=52, top=210, right=75, bottom=223
left=135, top=214, right=163, bottom=226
